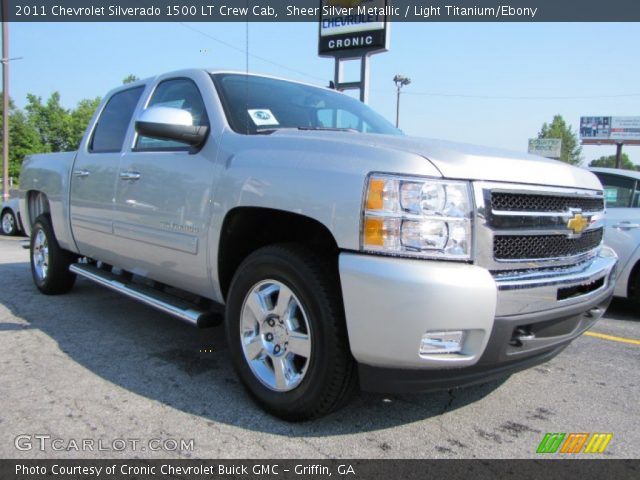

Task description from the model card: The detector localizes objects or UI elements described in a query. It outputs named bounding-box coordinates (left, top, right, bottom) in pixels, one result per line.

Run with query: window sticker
left=248, top=109, right=279, bottom=126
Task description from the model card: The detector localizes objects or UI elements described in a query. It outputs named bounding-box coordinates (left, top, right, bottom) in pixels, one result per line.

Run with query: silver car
left=1, top=198, right=24, bottom=236
left=591, top=167, right=640, bottom=301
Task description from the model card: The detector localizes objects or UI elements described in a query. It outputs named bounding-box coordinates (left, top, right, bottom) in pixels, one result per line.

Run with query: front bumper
left=339, top=248, right=617, bottom=393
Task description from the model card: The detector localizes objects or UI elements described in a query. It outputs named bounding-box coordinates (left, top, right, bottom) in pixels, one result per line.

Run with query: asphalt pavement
left=0, top=235, right=638, bottom=459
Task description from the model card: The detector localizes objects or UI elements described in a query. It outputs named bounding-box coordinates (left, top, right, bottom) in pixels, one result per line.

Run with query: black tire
left=30, top=215, right=77, bottom=295
left=628, top=266, right=640, bottom=305
left=1, top=209, right=18, bottom=236
left=225, top=244, right=356, bottom=421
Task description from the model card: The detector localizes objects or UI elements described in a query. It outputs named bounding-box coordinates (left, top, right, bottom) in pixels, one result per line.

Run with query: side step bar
left=69, top=263, right=221, bottom=328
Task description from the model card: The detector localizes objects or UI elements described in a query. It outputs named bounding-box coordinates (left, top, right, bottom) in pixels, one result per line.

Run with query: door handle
left=613, top=221, right=640, bottom=229
left=119, top=171, right=141, bottom=181
left=73, top=169, right=90, bottom=178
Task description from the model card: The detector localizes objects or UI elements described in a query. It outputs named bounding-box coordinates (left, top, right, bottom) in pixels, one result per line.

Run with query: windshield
left=211, top=73, right=401, bottom=136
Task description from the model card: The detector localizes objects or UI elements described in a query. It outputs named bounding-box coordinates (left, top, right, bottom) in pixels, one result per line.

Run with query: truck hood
left=271, top=131, right=602, bottom=191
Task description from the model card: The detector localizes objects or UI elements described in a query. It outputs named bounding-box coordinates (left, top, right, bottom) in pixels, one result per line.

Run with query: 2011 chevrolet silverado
left=19, top=69, right=617, bottom=420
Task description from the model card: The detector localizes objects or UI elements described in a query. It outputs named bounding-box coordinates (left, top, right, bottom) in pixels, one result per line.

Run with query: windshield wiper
left=297, top=127, right=359, bottom=133
left=255, top=127, right=359, bottom=135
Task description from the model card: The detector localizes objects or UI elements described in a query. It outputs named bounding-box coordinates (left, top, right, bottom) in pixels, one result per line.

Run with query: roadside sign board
left=580, top=116, right=640, bottom=145
left=528, top=138, right=562, bottom=159
left=318, top=0, right=389, bottom=57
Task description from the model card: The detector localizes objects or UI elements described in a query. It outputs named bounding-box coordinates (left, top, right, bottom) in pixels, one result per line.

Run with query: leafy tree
left=69, top=97, right=101, bottom=149
left=589, top=153, right=638, bottom=171
left=0, top=94, right=44, bottom=180
left=7, top=109, right=45, bottom=178
left=538, top=115, right=582, bottom=165
left=1, top=91, right=102, bottom=183
left=25, top=92, right=74, bottom=152
left=122, top=74, right=139, bottom=84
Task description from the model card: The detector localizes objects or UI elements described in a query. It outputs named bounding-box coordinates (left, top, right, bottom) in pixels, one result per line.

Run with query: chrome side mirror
left=135, top=106, right=209, bottom=147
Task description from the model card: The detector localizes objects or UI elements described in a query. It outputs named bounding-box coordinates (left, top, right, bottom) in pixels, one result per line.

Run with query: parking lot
left=0, top=235, right=638, bottom=459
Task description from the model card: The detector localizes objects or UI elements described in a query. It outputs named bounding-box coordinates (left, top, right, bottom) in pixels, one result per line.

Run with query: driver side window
left=136, top=78, right=209, bottom=151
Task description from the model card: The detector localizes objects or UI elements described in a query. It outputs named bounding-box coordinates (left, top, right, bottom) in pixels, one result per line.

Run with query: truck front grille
left=491, top=192, right=604, bottom=212
left=474, top=183, right=605, bottom=271
left=494, top=229, right=603, bottom=260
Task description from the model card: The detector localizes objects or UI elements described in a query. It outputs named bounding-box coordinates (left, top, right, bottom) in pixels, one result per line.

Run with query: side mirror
left=135, top=106, right=209, bottom=147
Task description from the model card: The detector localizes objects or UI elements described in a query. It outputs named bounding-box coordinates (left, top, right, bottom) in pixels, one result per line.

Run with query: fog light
left=420, top=331, right=464, bottom=355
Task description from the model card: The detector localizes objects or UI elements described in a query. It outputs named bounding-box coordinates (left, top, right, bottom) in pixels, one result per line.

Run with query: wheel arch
left=217, top=207, right=340, bottom=301
left=26, top=190, right=51, bottom=227
left=627, top=257, right=640, bottom=300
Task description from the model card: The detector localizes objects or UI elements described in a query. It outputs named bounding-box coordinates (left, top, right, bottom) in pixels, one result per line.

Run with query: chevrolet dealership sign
left=318, top=0, right=389, bottom=57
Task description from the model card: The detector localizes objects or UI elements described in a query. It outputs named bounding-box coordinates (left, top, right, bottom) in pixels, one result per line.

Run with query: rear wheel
left=225, top=244, right=356, bottom=421
left=30, top=215, right=77, bottom=295
left=1, top=210, right=17, bottom=236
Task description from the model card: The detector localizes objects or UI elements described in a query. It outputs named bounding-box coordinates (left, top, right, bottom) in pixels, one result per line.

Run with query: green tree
left=7, top=109, right=45, bottom=178
left=0, top=94, right=45, bottom=180
left=122, top=74, right=139, bottom=84
left=25, top=92, right=74, bottom=152
left=589, top=153, right=638, bottom=171
left=538, top=115, right=582, bottom=165
left=69, top=97, right=101, bottom=149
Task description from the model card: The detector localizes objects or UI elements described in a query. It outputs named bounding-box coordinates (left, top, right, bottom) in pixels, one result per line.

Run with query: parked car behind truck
left=1, top=198, right=24, bottom=236
left=591, top=167, right=640, bottom=302
left=19, top=69, right=617, bottom=420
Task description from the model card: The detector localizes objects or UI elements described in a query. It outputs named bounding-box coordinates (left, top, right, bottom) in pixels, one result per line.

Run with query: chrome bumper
left=493, top=246, right=617, bottom=316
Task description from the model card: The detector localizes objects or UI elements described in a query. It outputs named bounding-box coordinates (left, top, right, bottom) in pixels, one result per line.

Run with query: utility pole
left=2, top=0, right=8, bottom=201
left=393, top=74, right=411, bottom=128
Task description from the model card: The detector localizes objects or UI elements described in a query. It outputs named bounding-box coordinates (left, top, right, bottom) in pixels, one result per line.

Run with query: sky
left=5, top=21, right=640, bottom=165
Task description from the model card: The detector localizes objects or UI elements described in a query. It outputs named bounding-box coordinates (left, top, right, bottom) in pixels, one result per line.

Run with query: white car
left=591, top=167, right=640, bottom=301
left=1, top=198, right=24, bottom=236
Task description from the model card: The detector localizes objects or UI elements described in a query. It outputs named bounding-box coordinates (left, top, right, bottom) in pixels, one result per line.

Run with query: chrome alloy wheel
left=32, top=229, right=49, bottom=282
left=240, top=280, right=312, bottom=392
left=2, top=212, right=14, bottom=234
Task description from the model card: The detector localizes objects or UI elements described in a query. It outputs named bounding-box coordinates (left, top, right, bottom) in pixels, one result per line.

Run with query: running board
left=69, top=263, right=222, bottom=328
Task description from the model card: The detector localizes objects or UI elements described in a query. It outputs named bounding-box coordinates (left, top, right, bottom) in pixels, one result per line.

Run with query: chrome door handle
left=73, top=169, right=90, bottom=178
left=613, top=221, right=640, bottom=229
left=119, top=171, right=141, bottom=181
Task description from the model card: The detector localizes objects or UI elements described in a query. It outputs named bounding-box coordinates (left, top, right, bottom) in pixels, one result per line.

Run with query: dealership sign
left=580, top=116, right=640, bottom=144
left=528, top=138, right=562, bottom=158
left=318, top=0, right=389, bottom=57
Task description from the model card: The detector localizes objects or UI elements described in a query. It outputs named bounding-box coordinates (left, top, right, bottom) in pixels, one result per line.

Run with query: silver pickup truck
left=19, top=69, right=617, bottom=420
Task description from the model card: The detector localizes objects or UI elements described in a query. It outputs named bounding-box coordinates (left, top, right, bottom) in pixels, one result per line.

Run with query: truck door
left=70, top=86, right=145, bottom=262
left=112, top=76, right=218, bottom=297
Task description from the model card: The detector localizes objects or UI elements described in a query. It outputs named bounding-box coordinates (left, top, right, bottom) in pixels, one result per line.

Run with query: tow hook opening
left=510, top=327, right=535, bottom=347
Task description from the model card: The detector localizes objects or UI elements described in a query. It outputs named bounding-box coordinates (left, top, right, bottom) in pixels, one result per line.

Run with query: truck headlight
left=362, top=174, right=473, bottom=260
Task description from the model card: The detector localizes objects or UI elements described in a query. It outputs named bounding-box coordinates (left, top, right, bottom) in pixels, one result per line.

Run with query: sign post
left=318, top=0, right=390, bottom=103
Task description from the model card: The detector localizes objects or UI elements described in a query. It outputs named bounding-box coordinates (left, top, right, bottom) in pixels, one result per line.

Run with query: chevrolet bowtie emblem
left=567, top=213, right=589, bottom=234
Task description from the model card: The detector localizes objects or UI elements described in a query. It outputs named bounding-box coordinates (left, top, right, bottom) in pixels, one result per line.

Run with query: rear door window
left=90, top=86, right=144, bottom=153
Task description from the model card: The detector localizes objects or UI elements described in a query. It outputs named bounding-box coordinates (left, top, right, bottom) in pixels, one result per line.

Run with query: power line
left=177, top=23, right=326, bottom=83
left=401, top=91, right=640, bottom=100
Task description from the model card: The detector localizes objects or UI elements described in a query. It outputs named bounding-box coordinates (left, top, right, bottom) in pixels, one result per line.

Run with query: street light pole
left=393, top=74, right=411, bottom=128
left=2, top=0, right=8, bottom=201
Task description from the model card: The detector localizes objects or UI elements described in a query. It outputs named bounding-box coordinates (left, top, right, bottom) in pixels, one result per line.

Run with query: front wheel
left=225, top=244, right=356, bottom=421
left=30, top=215, right=77, bottom=295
